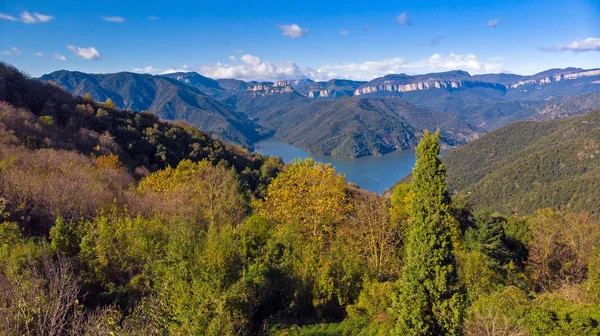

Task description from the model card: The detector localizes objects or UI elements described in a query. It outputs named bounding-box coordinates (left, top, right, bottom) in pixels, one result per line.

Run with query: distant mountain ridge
left=161, top=68, right=600, bottom=133
left=252, top=96, right=481, bottom=157
left=40, top=67, right=600, bottom=158
left=41, top=70, right=267, bottom=147
left=155, top=67, right=600, bottom=101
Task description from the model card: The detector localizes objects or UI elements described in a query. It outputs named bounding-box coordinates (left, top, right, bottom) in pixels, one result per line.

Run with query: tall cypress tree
left=393, top=130, right=464, bottom=335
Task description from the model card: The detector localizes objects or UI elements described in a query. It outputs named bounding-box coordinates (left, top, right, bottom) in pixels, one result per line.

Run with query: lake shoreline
left=254, top=138, right=417, bottom=194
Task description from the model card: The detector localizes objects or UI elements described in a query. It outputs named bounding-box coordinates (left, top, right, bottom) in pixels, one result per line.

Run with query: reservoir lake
left=254, top=139, right=416, bottom=194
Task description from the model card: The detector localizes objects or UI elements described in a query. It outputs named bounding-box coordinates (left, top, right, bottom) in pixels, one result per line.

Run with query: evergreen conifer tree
left=393, top=130, right=464, bottom=335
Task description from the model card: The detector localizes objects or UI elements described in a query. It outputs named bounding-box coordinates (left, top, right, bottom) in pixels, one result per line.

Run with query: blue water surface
left=254, top=139, right=416, bottom=194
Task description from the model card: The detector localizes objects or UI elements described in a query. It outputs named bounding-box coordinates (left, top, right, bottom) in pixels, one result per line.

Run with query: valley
left=41, top=67, right=600, bottom=159
left=254, top=138, right=416, bottom=193
left=3, top=1, right=600, bottom=334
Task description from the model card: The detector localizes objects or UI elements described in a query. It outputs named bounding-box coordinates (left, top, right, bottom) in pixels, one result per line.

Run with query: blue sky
left=1, top=0, right=599, bottom=80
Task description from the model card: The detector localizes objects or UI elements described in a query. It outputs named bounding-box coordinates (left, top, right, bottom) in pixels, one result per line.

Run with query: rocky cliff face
left=247, top=81, right=295, bottom=95
left=350, top=69, right=600, bottom=96
left=354, top=80, right=506, bottom=95
left=509, top=69, right=600, bottom=88
left=307, top=89, right=356, bottom=98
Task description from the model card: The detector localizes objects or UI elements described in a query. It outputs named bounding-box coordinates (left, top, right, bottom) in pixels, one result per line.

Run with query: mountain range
left=40, top=67, right=600, bottom=157
left=40, top=70, right=267, bottom=147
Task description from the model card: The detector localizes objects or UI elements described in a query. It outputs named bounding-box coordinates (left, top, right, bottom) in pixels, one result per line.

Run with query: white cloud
left=148, top=16, right=160, bottom=20
left=0, top=11, right=52, bottom=23
left=319, top=58, right=408, bottom=80
left=20, top=11, right=37, bottom=23
left=541, top=37, right=600, bottom=52
left=1, top=47, right=21, bottom=56
left=396, top=12, right=411, bottom=26
left=488, top=19, right=500, bottom=28
left=103, top=16, right=125, bottom=23
left=67, top=45, right=101, bottom=60
left=278, top=24, right=308, bottom=38
left=0, top=12, right=17, bottom=21
left=142, top=53, right=503, bottom=81
left=18, top=11, right=53, bottom=23
left=132, top=66, right=158, bottom=73
left=33, top=52, right=44, bottom=57
left=340, top=30, right=349, bottom=35
left=54, top=54, right=67, bottom=61
left=318, top=54, right=502, bottom=79
left=408, top=53, right=503, bottom=73
left=228, top=55, right=236, bottom=61
left=34, top=13, right=53, bottom=22
left=196, top=54, right=330, bottom=80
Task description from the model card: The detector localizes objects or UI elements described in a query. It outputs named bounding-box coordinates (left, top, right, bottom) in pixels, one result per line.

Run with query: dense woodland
left=443, top=111, right=600, bottom=215
left=1, top=62, right=600, bottom=335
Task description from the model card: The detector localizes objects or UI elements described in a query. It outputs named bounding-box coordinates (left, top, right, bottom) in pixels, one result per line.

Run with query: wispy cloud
left=340, top=29, right=349, bottom=36
left=67, top=45, right=101, bottom=60
left=102, top=16, right=125, bottom=23
left=541, top=37, right=600, bottom=53
left=0, top=11, right=53, bottom=23
left=20, top=12, right=37, bottom=23
left=228, top=55, right=236, bottom=61
left=54, top=54, right=67, bottom=61
left=148, top=16, right=160, bottom=20
left=1, top=47, right=21, bottom=56
left=21, top=11, right=53, bottom=23
left=488, top=19, right=500, bottom=28
left=0, top=12, right=17, bottom=21
left=33, top=13, right=53, bottom=22
left=278, top=24, right=308, bottom=38
left=33, top=52, right=44, bottom=57
left=396, top=12, right=412, bottom=26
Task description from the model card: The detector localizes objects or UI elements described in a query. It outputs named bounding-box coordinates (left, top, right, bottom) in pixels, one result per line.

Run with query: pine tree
left=393, top=130, right=464, bottom=335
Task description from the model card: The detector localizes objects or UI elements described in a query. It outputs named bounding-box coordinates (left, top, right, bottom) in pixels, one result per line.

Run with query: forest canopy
left=1, top=63, right=600, bottom=335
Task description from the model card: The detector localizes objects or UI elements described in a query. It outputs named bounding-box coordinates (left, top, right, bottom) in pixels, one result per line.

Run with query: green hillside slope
left=40, top=70, right=265, bottom=147
left=444, top=109, right=600, bottom=215
left=257, top=96, right=480, bottom=157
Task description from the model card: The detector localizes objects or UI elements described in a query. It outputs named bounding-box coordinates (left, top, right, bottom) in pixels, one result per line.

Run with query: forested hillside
left=254, top=97, right=480, bottom=157
left=444, top=110, right=600, bottom=215
left=41, top=67, right=600, bottom=159
left=40, top=70, right=266, bottom=147
left=1, top=63, right=600, bottom=335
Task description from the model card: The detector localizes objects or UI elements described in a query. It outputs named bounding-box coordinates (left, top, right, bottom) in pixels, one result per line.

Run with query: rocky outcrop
left=354, top=80, right=505, bottom=95
left=510, top=69, right=600, bottom=88
left=247, top=81, right=295, bottom=95
left=307, top=89, right=355, bottom=98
